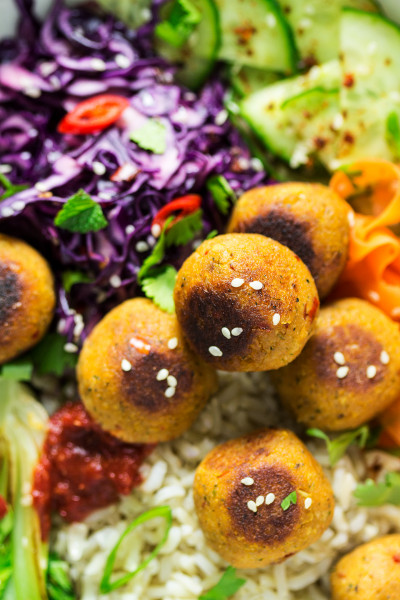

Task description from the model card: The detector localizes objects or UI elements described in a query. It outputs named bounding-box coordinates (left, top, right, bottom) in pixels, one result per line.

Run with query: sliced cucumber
left=96, top=0, right=152, bottom=28
left=215, top=0, right=297, bottom=74
left=230, top=66, right=281, bottom=98
left=276, top=0, right=378, bottom=64
left=336, top=8, right=400, bottom=164
left=154, top=0, right=220, bottom=90
left=240, top=60, right=340, bottom=163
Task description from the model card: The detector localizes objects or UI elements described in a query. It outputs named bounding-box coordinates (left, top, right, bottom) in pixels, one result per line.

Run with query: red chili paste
left=32, top=402, right=154, bottom=540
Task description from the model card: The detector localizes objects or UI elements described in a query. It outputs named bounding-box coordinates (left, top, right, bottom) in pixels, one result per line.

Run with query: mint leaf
left=130, top=119, right=167, bottom=154
left=54, top=189, right=108, bottom=234
left=0, top=173, right=28, bottom=202
left=0, top=358, right=33, bottom=382
left=307, top=426, right=370, bottom=466
left=281, top=491, right=297, bottom=511
left=354, top=472, right=400, bottom=507
left=62, top=270, right=92, bottom=293
left=165, top=209, right=203, bottom=246
left=141, top=265, right=177, bottom=313
left=207, top=176, right=236, bottom=215
left=155, top=0, right=202, bottom=48
left=199, top=566, right=246, bottom=600
left=29, top=333, right=78, bottom=376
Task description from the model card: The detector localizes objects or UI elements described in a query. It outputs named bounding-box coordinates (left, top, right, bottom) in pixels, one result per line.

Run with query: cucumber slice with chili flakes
left=230, top=66, right=282, bottom=98
left=154, top=0, right=220, bottom=90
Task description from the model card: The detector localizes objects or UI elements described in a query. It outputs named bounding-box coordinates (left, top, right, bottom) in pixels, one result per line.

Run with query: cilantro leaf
left=155, top=0, right=202, bottom=48
left=137, top=216, right=174, bottom=283
left=386, top=111, right=400, bottom=159
left=54, top=189, right=108, bottom=234
left=199, top=566, right=246, bottom=600
left=62, top=270, right=92, bottom=293
left=165, top=209, right=203, bottom=246
left=0, top=358, right=33, bottom=381
left=141, top=265, right=177, bottom=313
left=207, top=176, right=236, bottom=216
left=354, top=472, right=400, bottom=507
left=0, top=173, right=28, bottom=202
left=307, top=426, right=370, bottom=466
left=29, top=333, right=78, bottom=376
left=130, top=119, right=167, bottom=154
left=281, top=491, right=297, bottom=511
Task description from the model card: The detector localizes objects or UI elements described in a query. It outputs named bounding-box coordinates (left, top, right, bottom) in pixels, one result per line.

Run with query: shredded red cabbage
left=0, top=0, right=267, bottom=345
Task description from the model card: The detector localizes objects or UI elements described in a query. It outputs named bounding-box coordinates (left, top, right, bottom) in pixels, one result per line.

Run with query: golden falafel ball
left=77, top=298, right=218, bottom=443
left=0, top=234, right=55, bottom=364
left=227, top=183, right=351, bottom=299
left=272, top=298, right=400, bottom=431
left=174, top=233, right=319, bottom=372
left=331, top=534, right=400, bottom=600
left=193, top=428, right=334, bottom=568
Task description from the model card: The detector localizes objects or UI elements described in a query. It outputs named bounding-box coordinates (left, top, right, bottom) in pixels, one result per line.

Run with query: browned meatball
left=0, top=234, right=55, bottom=364
left=331, top=535, right=400, bottom=600
left=77, top=298, right=218, bottom=443
left=193, top=429, right=334, bottom=568
left=272, top=298, right=400, bottom=430
left=228, top=183, right=351, bottom=298
left=174, top=233, right=319, bottom=372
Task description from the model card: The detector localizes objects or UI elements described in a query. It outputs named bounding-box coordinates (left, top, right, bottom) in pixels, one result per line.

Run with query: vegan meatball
left=193, top=429, right=334, bottom=568
left=228, top=183, right=351, bottom=298
left=0, top=234, right=55, bottom=364
left=174, top=233, right=319, bottom=372
left=77, top=298, right=218, bottom=443
left=272, top=298, right=400, bottom=430
left=331, top=534, right=400, bottom=600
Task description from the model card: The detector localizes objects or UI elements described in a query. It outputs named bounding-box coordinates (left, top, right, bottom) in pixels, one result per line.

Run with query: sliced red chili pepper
left=0, top=494, right=8, bottom=520
left=58, top=94, right=130, bottom=135
left=151, top=194, right=202, bottom=237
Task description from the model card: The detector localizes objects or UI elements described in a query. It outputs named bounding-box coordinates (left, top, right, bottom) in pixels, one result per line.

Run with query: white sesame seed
left=347, top=211, right=355, bottom=227
left=140, top=91, right=154, bottom=107
left=231, top=327, right=243, bottom=336
left=156, top=369, right=169, bottom=381
left=21, top=152, right=31, bottom=160
left=215, top=109, right=228, bottom=126
left=241, top=477, right=254, bottom=486
left=1, top=207, right=14, bottom=218
left=165, top=386, right=176, bottom=398
left=115, top=53, right=131, bottom=69
left=231, top=278, right=244, bottom=288
left=121, top=359, right=132, bottom=372
left=221, top=327, right=231, bottom=339
left=0, top=164, right=12, bottom=174
left=368, top=290, right=380, bottom=303
left=136, top=241, right=150, bottom=253
left=336, top=366, right=349, bottom=379
left=35, top=182, right=48, bottom=192
left=24, top=87, right=41, bottom=98
left=151, top=223, right=162, bottom=238
left=272, top=313, right=281, bottom=326
left=28, top=128, right=38, bottom=138
left=91, top=58, right=106, bottom=71
left=109, top=274, right=122, bottom=288
left=249, top=280, right=263, bottom=290
left=209, top=346, right=223, bottom=357
left=237, top=157, right=250, bottom=171
left=98, top=192, right=112, bottom=200
left=250, top=157, right=264, bottom=172
left=305, top=497, right=312, bottom=509
left=265, top=493, right=275, bottom=505
left=125, top=225, right=135, bottom=234
left=332, top=113, right=344, bottom=131
left=366, top=365, right=377, bottom=379
left=391, top=307, right=400, bottom=319
left=93, top=161, right=106, bottom=176
left=167, top=337, right=178, bottom=350
left=255, top=495, right=264, bottom=507
left=380, top=351, right=390, bottom=365
left=266, top=13, right=276, bottom=27
left=333, top=351, right=346, bottom=365
left=247, top=500, right=257, bottom=513
left=10, top=200, right=26, bottom=212
left=167, top=375, right=177, bottom=388
left=64, top=343, right=78, bottom=353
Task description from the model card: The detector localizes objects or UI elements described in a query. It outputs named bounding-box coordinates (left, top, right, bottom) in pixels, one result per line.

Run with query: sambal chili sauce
left=32, top=402, right=154, bottom=540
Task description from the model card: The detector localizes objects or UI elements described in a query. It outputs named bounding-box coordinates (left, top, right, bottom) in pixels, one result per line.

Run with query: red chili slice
left=151, top=194, right=202, bottom=237
left=58, top=94, right=130, bottom=135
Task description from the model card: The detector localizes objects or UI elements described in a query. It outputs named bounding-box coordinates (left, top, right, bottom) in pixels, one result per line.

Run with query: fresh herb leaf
left=141, top=265, right=177, bottom=313
left=0, top=173, right=28, bottom=202
left=155, top=0, right=202, bottom=48
left=281, top=491, right=297, bottom=511
left=29, top=333, right=78, bottom=376
left=206, top=229, right=218, bottom=240
left=165, top=209, right=203, bottom=246
left=54, top=190, right=108, bottom=234
left=47, top=553, right=76, bottom=600
left=0, top=358, right=33, bottom=381
left=130, top=119, right=167, bottom=154
left=137, top=216, right=174, bottom=282
left=62, top=270, right=92, bottom=293
left=207, top=176, right=236, bottom=216
left=386, top=111, right=400, bottom=158
left=100, top=506, right=172, bottom=593
left=199, top=566, right=246, bottom=600
left=354, top=472, right=400, bottom=507
left=307, top=426, right=370, bottom=466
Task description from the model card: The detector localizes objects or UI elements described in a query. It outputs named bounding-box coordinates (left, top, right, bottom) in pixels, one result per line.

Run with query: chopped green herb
left=386, top=111, right=400, bottom=159
left=130, top=119, right=167, bottom=154
left=47, top=553, right=76, bottom=600
left=54, top=189, right=108, bottom=234
left=165, top=209, right=203, bottom=246
left=354, top=472, right=400, bottom=507
left=137, top=216, right=174, bottom=283
left=141, top=265, right=177, bottom=314
left=62, top=270, right=92, bottom=293
left=206, top=229, right=218, bottom=240
left=29, top=332, right=78, bottom=376
left=206, top=175, right=236, bottom=215
left=0, top=173, right=28, bottom=202
left=100, top=506, right=172, bottom=593
left=281, top=491, right=297, bottom=511
left=307, top=426, right=370, bottom=466
left=199, top=566, right=246, bottom=600
left=155, top=0, right=202, bottom=48
left=0, top=358, right=33, bottom=381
